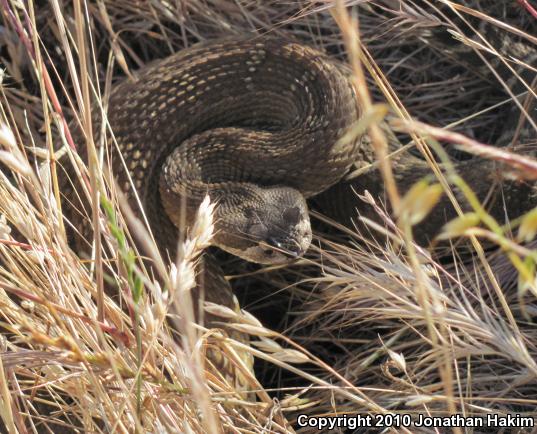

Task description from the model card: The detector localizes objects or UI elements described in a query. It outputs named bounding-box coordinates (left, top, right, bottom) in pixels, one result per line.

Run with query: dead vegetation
left=0, top=1, right=536, bottom=433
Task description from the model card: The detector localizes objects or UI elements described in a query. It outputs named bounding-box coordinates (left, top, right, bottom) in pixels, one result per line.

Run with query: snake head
left=216, top=186, right=312, bottom=265
left=159, top=152, right=312, bottom=264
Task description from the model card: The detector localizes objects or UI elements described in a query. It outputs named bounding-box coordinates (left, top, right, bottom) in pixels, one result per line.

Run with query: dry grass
left=0, top=0, right=536, bottom=433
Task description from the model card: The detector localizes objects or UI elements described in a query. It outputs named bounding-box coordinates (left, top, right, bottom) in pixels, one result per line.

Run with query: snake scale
left=63, top=34, right=535, bottom=386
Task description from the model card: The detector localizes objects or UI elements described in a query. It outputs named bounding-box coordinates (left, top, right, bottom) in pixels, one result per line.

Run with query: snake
left=62, top=33, right=536, bottom=388
left=65, top=36, right=361, bottom=262
left=61, top=36, right=361, bottom=390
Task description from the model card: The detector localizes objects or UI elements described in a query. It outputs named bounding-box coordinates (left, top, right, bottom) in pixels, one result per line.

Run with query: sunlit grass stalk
left=101, top=196, right=145, bottom=418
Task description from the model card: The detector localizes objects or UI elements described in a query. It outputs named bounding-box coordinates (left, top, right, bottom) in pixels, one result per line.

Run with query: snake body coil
left=99, top=37, right=360, bottom=264
left=63, top=31, right=537, bottom=275
left=64, top=35, right=536, bottom=273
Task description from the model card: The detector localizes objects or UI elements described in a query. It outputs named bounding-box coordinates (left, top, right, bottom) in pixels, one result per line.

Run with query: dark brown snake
left=63, top=35, right=536, bottom=387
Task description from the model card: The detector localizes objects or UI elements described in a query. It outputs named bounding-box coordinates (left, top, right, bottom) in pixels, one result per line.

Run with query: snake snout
left=266, top=236, right=305, bottom=259
left=266, top=236, right=284, bottom=252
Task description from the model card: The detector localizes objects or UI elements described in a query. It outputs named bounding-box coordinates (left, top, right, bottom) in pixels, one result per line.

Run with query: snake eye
left=283, top=206, right=301, bottom=224
left=263, top=249, right=274, bottom=256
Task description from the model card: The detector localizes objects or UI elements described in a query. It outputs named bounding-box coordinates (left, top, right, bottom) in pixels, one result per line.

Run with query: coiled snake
left=63, top=34, right=535, bottom=388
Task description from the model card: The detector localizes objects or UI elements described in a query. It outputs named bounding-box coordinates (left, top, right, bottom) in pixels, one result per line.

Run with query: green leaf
left=518, top=207, right=537, bottom=243
left=398, top=179, right=443, bottom=226
left=333, top=104, right=389, bottom=152
left=133, top=276, right=144, bottom=302
left=437, top=213, right=481, bottom=240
